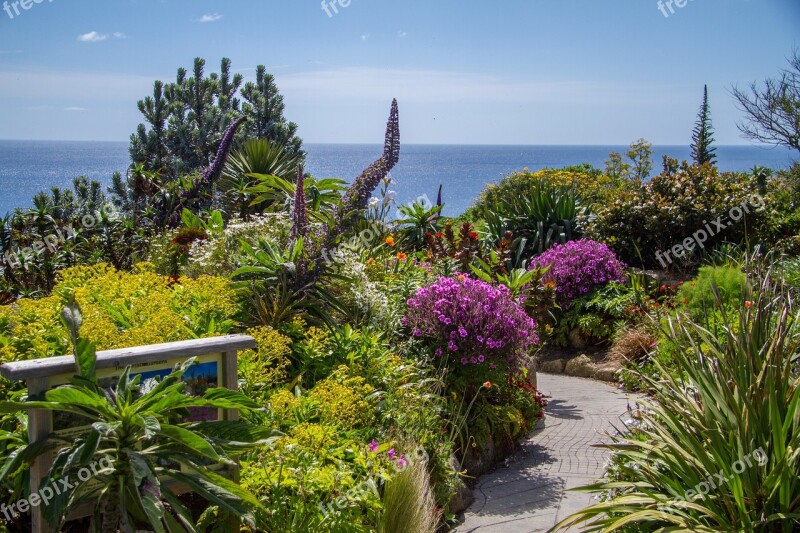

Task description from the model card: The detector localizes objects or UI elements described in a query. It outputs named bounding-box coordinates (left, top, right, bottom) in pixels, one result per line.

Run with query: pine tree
left=128, top=58, right=303, bottom=181
left=690, top=85, right=717, bottom=166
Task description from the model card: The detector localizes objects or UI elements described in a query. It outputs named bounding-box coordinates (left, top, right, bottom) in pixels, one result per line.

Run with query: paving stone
left=455, top=374, right=636, bottom=532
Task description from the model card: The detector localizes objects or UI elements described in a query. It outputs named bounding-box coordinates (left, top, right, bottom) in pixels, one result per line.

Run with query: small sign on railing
left=0, top=334, right=255, bottom=533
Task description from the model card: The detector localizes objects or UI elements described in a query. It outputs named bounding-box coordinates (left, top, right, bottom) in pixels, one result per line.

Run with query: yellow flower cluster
left=309, top=367, right=375, bottom=429
left=239, top=327, right=293, bottom=404
left=0, top=263, right=238, bottom=363
left=267, top=389, right=300, bottom=421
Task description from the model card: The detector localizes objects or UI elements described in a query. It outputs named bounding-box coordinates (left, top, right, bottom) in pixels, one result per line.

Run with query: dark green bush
left=588, top=163, right=769, bottom=268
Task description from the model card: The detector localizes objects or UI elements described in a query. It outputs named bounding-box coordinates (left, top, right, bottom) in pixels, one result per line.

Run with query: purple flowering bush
left=403, top=276, right=538, bottom=371
left=529, top=239, right=626, bottom=305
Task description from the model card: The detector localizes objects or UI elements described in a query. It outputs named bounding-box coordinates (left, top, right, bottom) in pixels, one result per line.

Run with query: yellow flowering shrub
left=267, top=389, right=300, bottom=422
left=309, top=367, right=375, bottom=429
left=0, top=263, right=238, bottom=362
left=238, top=327, right=292, bottom=404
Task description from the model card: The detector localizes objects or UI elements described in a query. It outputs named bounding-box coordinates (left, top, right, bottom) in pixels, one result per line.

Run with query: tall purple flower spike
left=292, top=166, right=308, bottom=238
left=199, top=116, right=247, bottom=187
left=168, top=116, right=247, bottom=226
left=302, top=100, right=399, bottom=285
left=336, top=99, right=400, bottom=229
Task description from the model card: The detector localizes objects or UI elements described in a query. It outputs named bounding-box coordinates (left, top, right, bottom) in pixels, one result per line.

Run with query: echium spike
left=200, top=116, right=247, bottom=185
left=338, top=99, right=401, bottom=219
left=291, top=166, right=308, bottom=238
left=166, top=116, right=247, bottom=228
left=383, top=99, right=400, bottom=167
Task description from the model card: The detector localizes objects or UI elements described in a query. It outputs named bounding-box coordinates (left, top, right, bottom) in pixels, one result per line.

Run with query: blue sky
left=0, top=0, right=798, bottom=144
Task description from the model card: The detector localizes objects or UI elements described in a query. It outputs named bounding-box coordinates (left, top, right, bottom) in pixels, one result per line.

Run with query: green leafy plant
left=483, top=182, right=589, bottom=267
left=393, top=201, right=443, bottom=251
left=0, top=302, right=269, bottom=531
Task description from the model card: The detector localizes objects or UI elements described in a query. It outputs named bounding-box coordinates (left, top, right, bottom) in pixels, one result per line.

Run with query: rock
left=527, top=357, right=539, bottom=387
left=593, top=363, right=620, bottom=382
left=568, top=328, right=587, bottom=349
left=448, top=480, right=475, bottom=515
left=564, top=355, right=596, bottom=378
left=540, top=359, right=566, bottom=374
left=462, top=437, right=496, bottom=477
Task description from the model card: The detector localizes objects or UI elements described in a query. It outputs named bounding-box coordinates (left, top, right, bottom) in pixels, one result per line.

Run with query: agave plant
left=0, top=303, right=270, bottom=531
left=485, top=182, right=589, bottom=268
left=554, top=263, right=800, bottom=532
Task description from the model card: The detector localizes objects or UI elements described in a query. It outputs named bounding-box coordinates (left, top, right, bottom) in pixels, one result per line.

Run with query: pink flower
left=387, top=448, right=396, bottom=459
left=369, top=439, right=379, bottom=453
left=395, top=454, right=408, bottom=469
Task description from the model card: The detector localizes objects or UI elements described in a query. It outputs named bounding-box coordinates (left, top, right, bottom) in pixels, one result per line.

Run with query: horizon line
left=0, top=139, right=786, bottom=149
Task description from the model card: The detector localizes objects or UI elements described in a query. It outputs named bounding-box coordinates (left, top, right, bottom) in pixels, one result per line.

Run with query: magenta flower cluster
left=403, top=276, right=538, bottom=368
left=529, top=239, right=626, bottom=304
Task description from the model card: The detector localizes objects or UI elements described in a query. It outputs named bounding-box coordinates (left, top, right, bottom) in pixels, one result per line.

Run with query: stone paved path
left=455, top=373, right=636, bottom=533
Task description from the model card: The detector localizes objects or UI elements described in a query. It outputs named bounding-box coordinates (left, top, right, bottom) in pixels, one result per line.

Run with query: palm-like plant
left=245, top=174, right=345, bottom=224
left=221, top=139, right=305, bottom=218
left=554, top=264, right=800, bottom=532
left=393, top=201, right=443, bottom=251
left=0, top=303, right=270, bottom=532
left=232, top=238, right=345, bottom=328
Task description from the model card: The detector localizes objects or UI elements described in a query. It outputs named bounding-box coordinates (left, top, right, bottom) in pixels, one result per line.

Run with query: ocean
left=0, top=140, right=795, bottom=217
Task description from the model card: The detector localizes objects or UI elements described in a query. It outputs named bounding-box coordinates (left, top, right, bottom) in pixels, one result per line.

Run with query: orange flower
left=396, top=252, right=408, bottom=261
left=385, top=236, right=395, bottom=246
left=744, top=301, right=753, bottom=309
left=483, top=381, right=492, bottom=390
left=457, top=274, right=466, bottom=281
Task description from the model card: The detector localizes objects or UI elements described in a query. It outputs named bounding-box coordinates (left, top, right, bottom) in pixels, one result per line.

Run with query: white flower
left=383, top=191, right=397, bottom=205
left=369, top=197, right=380, bottom=209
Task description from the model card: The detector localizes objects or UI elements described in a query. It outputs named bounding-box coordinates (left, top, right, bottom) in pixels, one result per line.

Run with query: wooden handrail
left=0, top=334, right=255, bottom=381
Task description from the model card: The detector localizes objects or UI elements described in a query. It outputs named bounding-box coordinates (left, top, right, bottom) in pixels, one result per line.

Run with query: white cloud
left=197, top=13, right=223, bottom=23
left=113, top=32, right=127, bottom=39
left=77, top=32, right=108, bottom=43
left=398, top=30, right=408, bottom=38
left=361, top=34, right=368, bottom=41
left=64, top=107, right=86, bottom=112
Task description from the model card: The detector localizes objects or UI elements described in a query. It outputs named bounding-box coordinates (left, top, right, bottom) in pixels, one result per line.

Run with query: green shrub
left=588, top=163, right=768, bottom=268
left=779, top=255, right=800, bottom=294
left=465, top=166, right=613, bottom=221
left=676, top=265, right=747, bottom=321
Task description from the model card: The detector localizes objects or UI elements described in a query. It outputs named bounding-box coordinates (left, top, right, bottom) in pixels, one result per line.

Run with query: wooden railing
left=0, top=334, right=255, bottom=533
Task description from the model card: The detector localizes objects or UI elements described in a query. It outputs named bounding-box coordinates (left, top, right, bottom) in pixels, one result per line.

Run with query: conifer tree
left=690, top=85, right=717, bottom=166
left=128, top=58, right=303, bottom=181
